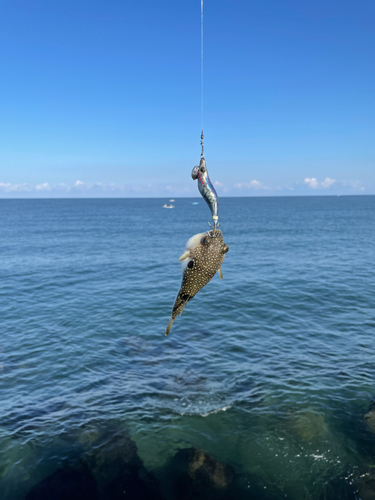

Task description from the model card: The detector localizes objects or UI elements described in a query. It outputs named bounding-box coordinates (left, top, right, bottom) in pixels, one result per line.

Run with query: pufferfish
left=165, top=229, right=229, bottom=336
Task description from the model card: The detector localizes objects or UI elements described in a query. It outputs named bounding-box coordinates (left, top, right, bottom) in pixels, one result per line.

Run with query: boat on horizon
left=163, top=204, right=175, bottom=209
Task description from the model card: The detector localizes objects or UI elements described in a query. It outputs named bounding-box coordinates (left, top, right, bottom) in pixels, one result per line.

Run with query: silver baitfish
left=165, top=229, right=229, bottom=336
left=191, top=156, right=219, bottom=227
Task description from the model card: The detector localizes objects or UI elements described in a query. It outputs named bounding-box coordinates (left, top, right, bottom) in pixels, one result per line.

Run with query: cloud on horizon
left=302, top=177, right=366, bottom=192
left=234, top=180, right=268, bottom=190
left=304, top=177, right=337, bottom=189
left=321, top=177, right=336, bottom=188
left=0, top=180, right=197, bottom=198
left=304, top=177, right=319, bottom=188
left=0, top=178, right=368, bottom=197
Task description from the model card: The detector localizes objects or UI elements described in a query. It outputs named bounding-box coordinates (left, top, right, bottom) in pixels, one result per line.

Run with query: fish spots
left=169, top=230, right=227, bottom=322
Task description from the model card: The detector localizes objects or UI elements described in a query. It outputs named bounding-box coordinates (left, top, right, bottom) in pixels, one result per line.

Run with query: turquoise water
left=1, top=196, right=375, bottom=499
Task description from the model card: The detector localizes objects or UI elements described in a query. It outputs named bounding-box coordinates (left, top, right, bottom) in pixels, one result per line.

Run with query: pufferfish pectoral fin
left=179, top=250, right=192, bottom=262
left=218, top=267, right=223, bottom=280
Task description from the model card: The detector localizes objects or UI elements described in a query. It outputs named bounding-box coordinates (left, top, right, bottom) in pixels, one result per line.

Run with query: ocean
left=1, top=196, right=374, bottom=499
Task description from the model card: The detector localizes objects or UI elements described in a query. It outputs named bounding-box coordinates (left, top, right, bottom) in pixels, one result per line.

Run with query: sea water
left=0, top=196, right=374, bottom=499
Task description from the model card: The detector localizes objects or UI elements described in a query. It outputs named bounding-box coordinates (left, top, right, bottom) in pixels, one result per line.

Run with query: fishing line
left=200, top=0, right=204, bottom=155
left=192, top=0, right=219, bottom=232
left=164, top=0, right=226, bottom=336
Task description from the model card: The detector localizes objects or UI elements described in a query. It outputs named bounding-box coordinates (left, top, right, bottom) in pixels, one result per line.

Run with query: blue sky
left=0, top=0, right=374, bottom=197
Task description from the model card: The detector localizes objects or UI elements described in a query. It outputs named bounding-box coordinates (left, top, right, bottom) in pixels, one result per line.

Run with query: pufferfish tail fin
left=165, top=294, right=192, bottom=336
left=165, top=317, right=175, bottom=336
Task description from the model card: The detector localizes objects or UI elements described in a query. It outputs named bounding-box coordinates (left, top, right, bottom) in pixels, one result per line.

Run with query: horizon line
left=0, top=193, right=374, bottom=200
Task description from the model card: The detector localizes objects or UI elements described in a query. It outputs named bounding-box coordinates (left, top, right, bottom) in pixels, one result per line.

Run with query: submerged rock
left=160, top=447, right=283, bottom=500
left=77, top=424, right=102, bottom=447
left=319, top=475, right=357, bottom=500
left=187, top=449, right=234, bottom=489
left=161, top=447, right=235, bottom=499
left=83, top=427, right=140, bottom=479
left=356, top=467, right=375, bottom=500
left=25, top=464, right=98, bottom=500
left=25, top=424, right=163, bottom=500
left=101, top=463, right=163, bottom=500
left=364, top=400, right=375, bottom=434
left=82, top=426, right=162, bottom=500
left=289, top=407, right=328, bottom=442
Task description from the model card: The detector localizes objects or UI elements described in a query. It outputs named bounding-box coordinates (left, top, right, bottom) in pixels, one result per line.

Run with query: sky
left=0, top=0, right=374, bottom=198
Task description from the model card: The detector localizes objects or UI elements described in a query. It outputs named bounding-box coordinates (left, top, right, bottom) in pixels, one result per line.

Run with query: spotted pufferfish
left=165, top=229, right=229, bottom=336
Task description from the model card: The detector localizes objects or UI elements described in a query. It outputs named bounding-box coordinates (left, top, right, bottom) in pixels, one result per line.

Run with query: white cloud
left=0, top=180, right=129, bottom=195
left=321, top=177, right=336, bottom=188
left=36, top=182, right=51, bottom=191
left=0, top=177, right=369, bottom=197
left=304, top=177, right=319, bottom=189
left=234, top=180, right=266, bottom=190
left=342, top=179, right=365, bottom=190
left=68, top=180, right=128, bottom=192
left=304, top=177, right=358, bottom=190
left=0, top=182, right=31, bottom=192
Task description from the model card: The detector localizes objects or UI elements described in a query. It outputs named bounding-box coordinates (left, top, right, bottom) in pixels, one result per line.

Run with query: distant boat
left=192, top=202, right=199, bottom=205
left=163, top=204, right=175, bottom=209
left=169, top=199, right=175, bottom=202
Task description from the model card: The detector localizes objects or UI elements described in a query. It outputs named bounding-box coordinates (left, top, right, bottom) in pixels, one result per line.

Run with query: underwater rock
left=364, top=400, right=375, bottom=434
left=24, top=425, right=162, bottom=500
left=76, top=424, right=102, bottom=447
left=25, top=464, right=98, bottom=500
left=356, top=467, right=375, bottom=500
left=187, top=449, right=234, bottom=488
left=83, top=428, right=140, bottom=482
left=289, top=407, right=328, bottom=442
left=82, top=427, right=162, bottom=500
left=364, top=412, right=375, bottom=434
left=162, top=447, right=235, bottom=499
left=160, top=447, right=284, bottom=500
left=101, top=463, right=163, bottom=500
left=318, top=475, right=357, bottom=500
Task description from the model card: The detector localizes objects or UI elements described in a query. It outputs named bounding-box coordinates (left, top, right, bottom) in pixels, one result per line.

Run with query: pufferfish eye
left=200, top=236, right=208, bottom=245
